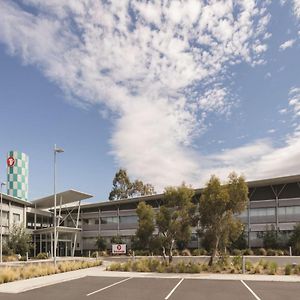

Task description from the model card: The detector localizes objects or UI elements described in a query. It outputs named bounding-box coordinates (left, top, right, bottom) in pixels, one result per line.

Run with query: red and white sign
left=7, top=156, right=15, bottom=167
left=112, top=244, right=126, bottom=254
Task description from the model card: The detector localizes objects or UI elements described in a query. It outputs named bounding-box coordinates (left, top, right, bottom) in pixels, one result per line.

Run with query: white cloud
left=289, top=87, right=300, bottom=117
left=0, top=0, right=274, bottom=189
left=279, top=39, right=296, bottom=51
left=294, top=0, right=300, bottom=19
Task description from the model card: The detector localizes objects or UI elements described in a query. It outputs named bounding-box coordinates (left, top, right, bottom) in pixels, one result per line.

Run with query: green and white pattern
left=7, top=151, right=29, bottom=201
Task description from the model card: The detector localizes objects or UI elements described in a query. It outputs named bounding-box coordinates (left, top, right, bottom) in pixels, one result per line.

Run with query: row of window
left=238, top=206, right=300, bottom=218
left=83, top=215, right=138, bottom=225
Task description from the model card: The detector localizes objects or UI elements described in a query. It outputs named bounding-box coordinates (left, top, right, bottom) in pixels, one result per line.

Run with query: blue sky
left=0, top=0, right=300, bottom=201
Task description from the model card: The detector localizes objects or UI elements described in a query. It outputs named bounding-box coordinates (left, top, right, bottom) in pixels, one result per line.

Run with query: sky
left=0, top=0, right=300, bottom=202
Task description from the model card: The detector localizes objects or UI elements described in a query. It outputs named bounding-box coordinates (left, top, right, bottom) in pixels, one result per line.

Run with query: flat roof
left=31, top=190, right=93, bottom=208
left=33, top=226, right=82, bottom=234
left=1, top=193, right=33, bottom=206
left=66, top=173, right=300, bottom=210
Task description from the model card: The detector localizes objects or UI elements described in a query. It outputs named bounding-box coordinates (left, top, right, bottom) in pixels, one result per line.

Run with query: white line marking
left=240, top=280, right=261, bottom=300
left=86, top=277, right=132, bottom=297
left=165, top=278, right=184, bottom=300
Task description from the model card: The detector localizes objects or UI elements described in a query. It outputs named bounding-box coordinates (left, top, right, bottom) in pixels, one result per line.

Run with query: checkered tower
left=7, top=151, right=29, bottom=201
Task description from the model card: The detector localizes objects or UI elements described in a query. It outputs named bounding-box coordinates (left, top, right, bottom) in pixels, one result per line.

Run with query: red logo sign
left=7, top=156, right=15, bottom=167
left=117, top=244, right=122, bottom=251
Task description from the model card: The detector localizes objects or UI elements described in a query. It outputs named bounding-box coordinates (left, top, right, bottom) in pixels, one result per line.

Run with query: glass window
left=13, top=213, right=20, bottom=223
left=101, top=216, right=118, bottom=224
left=119, top=215, right=138, bottom=224
left=278, top=206, right=300, bottom=216
left=250, top=208, right=275, bottom=217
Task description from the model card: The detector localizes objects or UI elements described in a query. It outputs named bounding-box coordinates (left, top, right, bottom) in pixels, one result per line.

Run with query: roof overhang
left=33, top=226, right=82, bottom=234
left=1, top=193, right=33, bottom=206
left=31, top=190, right=93, bottom=209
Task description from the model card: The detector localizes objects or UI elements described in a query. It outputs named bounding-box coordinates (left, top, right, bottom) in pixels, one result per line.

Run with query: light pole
left=0, top=182, right=6, bottom=264
left=54, top=145, right=64, bottom=267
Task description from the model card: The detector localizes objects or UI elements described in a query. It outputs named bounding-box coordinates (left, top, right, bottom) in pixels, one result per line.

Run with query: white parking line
left=86, top=277, right=132, bottom=297
left=240, top=280, right=261, bottom=300
left=164, top=278, right=184, bottom=300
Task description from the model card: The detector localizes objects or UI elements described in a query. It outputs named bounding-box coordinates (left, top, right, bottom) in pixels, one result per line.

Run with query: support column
left=50, top=232, right=53, bottom=258
left=248, top=202, right=251, bottom=248
left=39, top=234, right=42, bottom=254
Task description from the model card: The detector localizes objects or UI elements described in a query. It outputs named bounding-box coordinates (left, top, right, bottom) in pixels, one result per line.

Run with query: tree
left=109, top=169, right=132, bottom=200
left=109, top=169, right=156, bottom=200
left=289, top=223, right=300, bottom=255
left=7, top=224, right=32, bottom=256
left=95, top=236, right=107, bottom=251
left=156, top=184, right=196, bottom=263
left=199, top=173, right=248, bottom=265
left=110, top=235, right=124, bottom=244
left=262, top=225, right=278, bottom=249
left=136, top=202, right=155, bottom=249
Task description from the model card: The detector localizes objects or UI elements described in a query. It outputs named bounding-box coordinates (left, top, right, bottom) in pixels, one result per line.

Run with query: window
left=250, top=208, right=275, bottom=217
left=1, top=211, right=9, bottom=226
left=83, top=219, right=89, bottom=225
left=278, top=206, right=300, bottom=216
left=119, top=215, right=138, bottom=224
left=13, top=213, right=20, bottom=223
left=101, top=216, right=118, bottom=224
left=95, top=219, right=99, bottom=225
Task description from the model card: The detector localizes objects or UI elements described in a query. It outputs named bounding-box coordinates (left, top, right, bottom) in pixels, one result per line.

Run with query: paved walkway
left=0, top=261, right=300, bottom=294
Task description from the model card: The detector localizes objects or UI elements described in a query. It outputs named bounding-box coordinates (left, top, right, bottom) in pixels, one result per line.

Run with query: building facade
left=1, top=174, right=300, bottom=256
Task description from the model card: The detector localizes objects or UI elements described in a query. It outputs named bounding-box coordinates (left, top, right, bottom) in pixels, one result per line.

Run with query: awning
left=33, top=226, right=82, bottom=234
left=31, top=190, right=93, bottom=209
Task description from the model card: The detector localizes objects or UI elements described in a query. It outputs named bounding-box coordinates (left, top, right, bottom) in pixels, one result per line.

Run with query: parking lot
left=0, top=276, right=299, bottom=300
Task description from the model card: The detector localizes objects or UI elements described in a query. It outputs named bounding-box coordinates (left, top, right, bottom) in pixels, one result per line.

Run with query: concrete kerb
left=1, top=264, right=300, bottom=294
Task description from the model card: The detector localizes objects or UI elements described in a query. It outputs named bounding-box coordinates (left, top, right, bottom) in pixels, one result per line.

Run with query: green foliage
left=111, top=235, right=124, bottom=244
left=199, top=173, right=248, bottom=265
left=156, top=184, right=196, bottom=262
left=109, top=169, right=156, bottom=200
left=136, top=202, right=155, bottom=249
left=266, top=249, right=276, bottom=256
left=289, top=223, right=300, bottom=255
left=257, top=248, right=267, bottom=256
left=95, top=236, right=107, bottom=251
left=267, top=261, right=278, bottom=275
left=7, top=224, right=32, bottom=256
left=36, top=252, right=48, bottom=259
left=285, top=264, right=292, bottom=275
left=263, top=225, right=278, bottom=249
left=242, top=249, right=254, bottom=255
left=192, top=248, right=208, bottom=256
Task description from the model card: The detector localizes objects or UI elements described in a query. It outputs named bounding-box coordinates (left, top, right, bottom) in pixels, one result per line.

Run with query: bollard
left=242, top=256, right=245, bottom=274
left=88, top=250, right=91, bottom=258
left=26, top=252, right=28, bottom=261
left=289, top=246, right=292, bottom=256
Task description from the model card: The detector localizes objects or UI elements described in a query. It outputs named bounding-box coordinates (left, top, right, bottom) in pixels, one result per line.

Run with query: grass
left=0, top=260, right=102, bottom=284
left=107, top=257, right=297, bottom=276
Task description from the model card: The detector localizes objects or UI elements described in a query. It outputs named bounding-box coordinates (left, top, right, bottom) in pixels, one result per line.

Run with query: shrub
left=192, top=249, right=208, bottom=256
left=257, top=248, right=267, bottom=256
left=258, top=259, right=269, bottom=270
left=276, top=250, right=284, bottom=256
left=231, top=249, right=242, bottom=256
left=172, top=249, right=180, bottom=256
left=285, top=264, right=292, bottom=275
left=232, top=256, right=242, bottom=270
left=181, top=249, right=191, bottom=256
left=266, top=249, right=276, bottom=256
left=245, top=261, right=253, bottom=272
left=268, top=262, right=278, bottom=275
left=243, top=249, right=254, bottom=255
left=36, top=252, right=48, bottom=259
left=254, top=264, right=263, bottom=274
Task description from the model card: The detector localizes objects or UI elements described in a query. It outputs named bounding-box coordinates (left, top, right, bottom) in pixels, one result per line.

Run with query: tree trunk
left=209, top=236, right=219, bottom=266
left=162, top=246, right=167, bottom=262
left=168, top=240, right=174, bottom=264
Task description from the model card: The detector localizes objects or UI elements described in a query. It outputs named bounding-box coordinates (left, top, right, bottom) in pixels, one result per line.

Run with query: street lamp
left=0, top=182, right=6, bottom=264
left=54, top=145, right=64, bottom=266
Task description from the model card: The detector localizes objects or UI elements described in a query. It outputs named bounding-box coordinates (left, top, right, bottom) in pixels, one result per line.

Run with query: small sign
left=112, top=244, right=126, bottom=254
left=7, top=156, right=15, bottom=167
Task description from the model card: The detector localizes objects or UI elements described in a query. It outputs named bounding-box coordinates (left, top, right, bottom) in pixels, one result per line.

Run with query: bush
left=266, top=249, right=276, bottom=256
left=285, top=264, right=292, bottom=275
left=192, top=249, right=208, bottom=256
left=232, top=256, right=242, bottom=270
left=257, top=248, right=267, bottom=256
left=268, top=262, right=278, bottom=275
left=181, top=249, right=191, bottom=256
left=243, top=249, right=254, bottom=255
left=36, top=252, right=48, bottom=259
left=276, top=250, right=284, bottom=256
left=245, top=261, right=253, bottom=272
left=231, top=249, right=242, bottom=256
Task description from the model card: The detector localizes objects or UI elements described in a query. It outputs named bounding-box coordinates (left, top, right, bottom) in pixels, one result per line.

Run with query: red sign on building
left=7, top=156, right=15, bottom=167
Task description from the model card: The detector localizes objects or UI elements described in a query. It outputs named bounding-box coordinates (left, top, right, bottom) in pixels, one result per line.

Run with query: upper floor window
left=13, top=213, right=20, bottom=223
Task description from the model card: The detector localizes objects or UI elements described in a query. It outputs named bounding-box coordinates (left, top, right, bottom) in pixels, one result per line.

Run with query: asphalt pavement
left=0, top=276, right=299, bottom=300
